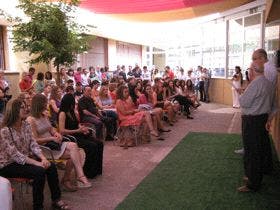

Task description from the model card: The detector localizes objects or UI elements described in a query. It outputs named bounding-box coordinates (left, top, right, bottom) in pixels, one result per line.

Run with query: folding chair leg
left=132, top=125, right=140, bottom=146
left=113, top=127, right=120, bottom=146
left=14, top=181, right=26, bottom=210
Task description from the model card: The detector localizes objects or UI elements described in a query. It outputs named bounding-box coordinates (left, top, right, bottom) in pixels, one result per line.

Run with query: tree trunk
left=56, top=65, right=60, bottom=85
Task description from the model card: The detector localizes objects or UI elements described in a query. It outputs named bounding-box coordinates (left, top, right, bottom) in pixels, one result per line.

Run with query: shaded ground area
left=13, top=103, right=243, bottom=210
left=116, top=133, right=280, bottom=210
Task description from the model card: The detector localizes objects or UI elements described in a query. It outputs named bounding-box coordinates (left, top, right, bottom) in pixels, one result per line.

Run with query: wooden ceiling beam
left=265, top=0, right=280, bottom=24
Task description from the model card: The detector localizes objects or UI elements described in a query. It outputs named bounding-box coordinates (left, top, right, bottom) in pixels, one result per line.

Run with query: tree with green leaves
left=12, top=0, right=93, bottom=82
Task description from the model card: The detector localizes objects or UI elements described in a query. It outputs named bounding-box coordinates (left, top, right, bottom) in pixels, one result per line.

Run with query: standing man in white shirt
left=141, top=66, right=151, bottom=82
left=197, top=66, right=205, bottom=102
left=238, top=64, right=274, bottom=192
left=176, top=67, right=187, bottom=81
left=235, top=49, right=278, bottom=155
left=253, top=49, right=277, bottom=86
left=252, top=49, right=278, bottom=128
left=202, top=68, right=211, bottom=103
left=95, top=66, right=102, bottom=82
left=81, top=68, right=89, bottom=87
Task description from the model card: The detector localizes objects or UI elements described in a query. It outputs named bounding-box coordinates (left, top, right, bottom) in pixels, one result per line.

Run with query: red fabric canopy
left=80, top=0, right=223, bottom=14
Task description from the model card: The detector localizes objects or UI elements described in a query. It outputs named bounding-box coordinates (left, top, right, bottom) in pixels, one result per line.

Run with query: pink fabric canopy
left=80, top=0, right=223, bottom=14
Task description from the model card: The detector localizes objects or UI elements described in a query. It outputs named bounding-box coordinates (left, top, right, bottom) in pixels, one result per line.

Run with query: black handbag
left=45, top=141, right=61, bottom=151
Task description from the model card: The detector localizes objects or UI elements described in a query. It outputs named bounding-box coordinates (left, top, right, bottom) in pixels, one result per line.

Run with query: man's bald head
left=254, top=49, right=268, bottom=60
left=252, top=49, right=268, bottom=70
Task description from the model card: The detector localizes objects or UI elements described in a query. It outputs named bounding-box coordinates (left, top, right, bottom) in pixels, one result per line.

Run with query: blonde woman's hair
left=99, top=85, right=109, bottom=100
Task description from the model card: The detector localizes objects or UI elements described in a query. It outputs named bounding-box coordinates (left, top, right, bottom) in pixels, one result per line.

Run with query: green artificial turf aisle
left=116, top=132, right=280, bottom=210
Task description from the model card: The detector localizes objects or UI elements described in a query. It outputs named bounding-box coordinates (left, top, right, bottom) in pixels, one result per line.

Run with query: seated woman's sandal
left=52, top=200, right=70, bottom=210
left=77, top=176, right=92, bottom=189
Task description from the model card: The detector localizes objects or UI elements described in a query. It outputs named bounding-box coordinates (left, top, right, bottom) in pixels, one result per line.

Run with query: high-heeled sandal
left=61, top=180, right=77, bottom=192
left=120, top=143, right=129, bottom=149
left=52, top=200, right=70, bottom=209
left=150, top=130, right=159, bottom=137
left=167, top=120, right=174, bottom=126
left=158, top=128, right=171, bottom=133
left=77, top=176, right=92, bottom=189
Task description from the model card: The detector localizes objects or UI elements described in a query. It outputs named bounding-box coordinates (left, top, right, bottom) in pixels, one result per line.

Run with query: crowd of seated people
left=0, top=64, right=206, bottom=209
left=15, top=64, right=205, bottom=145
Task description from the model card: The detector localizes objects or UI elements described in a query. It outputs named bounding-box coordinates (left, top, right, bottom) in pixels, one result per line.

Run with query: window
left=153, top=47, right=164, bottom=52
left=202, top=21, right=226, bottom=77
left=116, top=41, right=142, bottom=67
left=0, top=26, right=5, bottom=70
left=228, top=14, right=261, bottom=77
left=228, top=18, right=244, bottom=77
left=181, top=46, right=201, bottom=69
left=265, top=25, right=280, bottom=61
left=243, top=14, right=261, bottom=69
left=165, top=26, right=203, bottom=70
left=164, top=21, right=227, bottom=76
left=143, top=8, right=264, bottom=78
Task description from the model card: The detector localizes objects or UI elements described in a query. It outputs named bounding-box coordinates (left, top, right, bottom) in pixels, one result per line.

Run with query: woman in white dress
left=231, top=66, right=243, bottom=108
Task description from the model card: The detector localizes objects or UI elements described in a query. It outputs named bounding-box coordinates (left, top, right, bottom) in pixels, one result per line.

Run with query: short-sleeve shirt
left=78, top=96, right=99, bottom=120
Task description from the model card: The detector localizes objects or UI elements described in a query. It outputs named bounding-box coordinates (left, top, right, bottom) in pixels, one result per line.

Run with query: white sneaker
left=234, top=148, right=244, bottom=155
